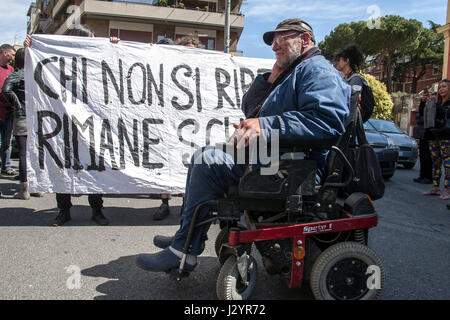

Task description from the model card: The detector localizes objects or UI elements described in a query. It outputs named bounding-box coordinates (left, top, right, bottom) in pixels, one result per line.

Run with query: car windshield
left=368, top=120, right=403, bottom=134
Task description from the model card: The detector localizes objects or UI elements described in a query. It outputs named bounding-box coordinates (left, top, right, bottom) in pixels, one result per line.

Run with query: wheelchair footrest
left=167, top=268, right=191, bottom=281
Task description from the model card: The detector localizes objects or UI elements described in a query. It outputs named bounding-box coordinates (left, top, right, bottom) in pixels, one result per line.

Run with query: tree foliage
left=360, top=73, right=394, bottom=121
left=319, top=15, right=444, bottom=93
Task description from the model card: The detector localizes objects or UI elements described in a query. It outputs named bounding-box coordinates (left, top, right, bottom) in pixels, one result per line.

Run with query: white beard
left=276, top=41, right=302, bottom=69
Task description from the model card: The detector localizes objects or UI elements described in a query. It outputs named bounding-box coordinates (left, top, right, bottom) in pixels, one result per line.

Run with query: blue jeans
left=0, top=112, right=13, bottom=170
left=171, top=146, right=247, bottom=256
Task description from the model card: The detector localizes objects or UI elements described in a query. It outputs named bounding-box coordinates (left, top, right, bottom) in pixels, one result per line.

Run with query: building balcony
left=55, top=0, right=244, bottom=35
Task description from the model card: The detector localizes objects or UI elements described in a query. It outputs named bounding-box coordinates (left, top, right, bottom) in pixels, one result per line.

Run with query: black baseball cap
left=263, top=18, right=315, bottom=45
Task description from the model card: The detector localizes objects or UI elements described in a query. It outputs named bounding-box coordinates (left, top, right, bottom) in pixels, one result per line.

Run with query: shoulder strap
left=355, top=108, right=369, bottom=145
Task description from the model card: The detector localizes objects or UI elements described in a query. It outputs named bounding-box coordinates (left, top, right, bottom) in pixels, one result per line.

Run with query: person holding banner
left=175, top=35, right=202, bottom=48
left=0, top=43, right=17, bottom=178
left=136, top=18, right=351, bottom=273
left=152, top=36, right=196, bottom=221
left=24, top=25, right=110, bottom=226
left=1, top=48, right=44, bottom=199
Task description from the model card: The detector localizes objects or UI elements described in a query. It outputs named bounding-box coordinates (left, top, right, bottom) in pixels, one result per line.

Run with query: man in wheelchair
left=136, top=18, right=351, bottom=273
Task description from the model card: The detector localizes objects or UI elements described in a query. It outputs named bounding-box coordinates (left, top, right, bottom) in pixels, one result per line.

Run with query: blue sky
left=238, top=0, right=448, bottom=58
left=0, top=0, right=447, bottom=59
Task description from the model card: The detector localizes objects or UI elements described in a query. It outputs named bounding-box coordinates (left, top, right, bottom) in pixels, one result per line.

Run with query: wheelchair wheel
left=310, top=241, right=384, bottom=300
left=216, top=255, right=258, bottom=300
left=215, top=228, right=230, bottom=257
left=215, top=228, right=252, bottom=264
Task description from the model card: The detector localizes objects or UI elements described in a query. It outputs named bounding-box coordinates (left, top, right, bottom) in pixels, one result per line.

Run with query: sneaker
left=153, top=203, right=170, bottom=221
left=2, top=168, right=18, bottom=176
left=153, top=235, right=174, bottom=249
left=53, top=209, right=71, bottom=226
left=92, top=208, right=109, bottom=226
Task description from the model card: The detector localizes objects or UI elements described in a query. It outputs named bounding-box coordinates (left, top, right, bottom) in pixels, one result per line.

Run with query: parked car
left=367, top=119, right=418, bottom=169
left=363, top=120, right=399, bottom=179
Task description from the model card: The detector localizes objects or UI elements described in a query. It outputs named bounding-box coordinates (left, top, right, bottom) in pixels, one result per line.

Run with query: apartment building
left=437, top=0, right=450, bottom=78
left=27, top=0, right=245, bottom=53
left=365, top=62, right=443, bottom=94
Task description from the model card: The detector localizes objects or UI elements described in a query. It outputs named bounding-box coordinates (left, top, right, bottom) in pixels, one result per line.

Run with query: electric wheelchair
left=172, top=97, right=385, bottom=300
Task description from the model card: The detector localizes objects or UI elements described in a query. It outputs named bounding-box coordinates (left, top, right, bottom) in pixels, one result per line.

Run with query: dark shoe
left=31, top=192, right=44, bottom=197
left=418, top=178, right=433, bottom=184
left=136, top=247, right=196, bottom=272
left=447, top=204, right=450, bottom=210
left=153, top=203, right=170, bottom=221
left=153, top=235, right=174, bottom=249
left=413, top=177, right=423, bottom=183
left=92, top=208, right=109, bottom=226
left=53, top=209, right=71, bottom=226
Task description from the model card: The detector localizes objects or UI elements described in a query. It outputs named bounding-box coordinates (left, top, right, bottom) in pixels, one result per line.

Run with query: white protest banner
left=25, top=35, right=274, bottom=194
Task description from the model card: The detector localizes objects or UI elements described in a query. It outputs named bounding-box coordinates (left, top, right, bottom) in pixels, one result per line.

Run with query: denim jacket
left=241, top=54, right=351, bottom=181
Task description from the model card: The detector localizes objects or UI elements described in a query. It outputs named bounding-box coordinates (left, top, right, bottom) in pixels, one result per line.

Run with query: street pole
left=224, top=0, right=230, bottom=53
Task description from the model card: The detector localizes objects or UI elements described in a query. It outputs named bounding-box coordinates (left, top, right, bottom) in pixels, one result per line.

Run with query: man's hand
left=267, top=62, right=284, bottom=84
left=230, top=118, right=261, bottom=148
left=23, top=35, right=31, bottom=48
left=109, top=37, right=120, bottom=43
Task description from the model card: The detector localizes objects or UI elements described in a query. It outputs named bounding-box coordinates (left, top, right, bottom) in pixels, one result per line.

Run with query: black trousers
left=419, top=139, right=432, bottom=180
left=56, top=193, right=103, bottom=210
left=15, top=135, right=27, bottom=182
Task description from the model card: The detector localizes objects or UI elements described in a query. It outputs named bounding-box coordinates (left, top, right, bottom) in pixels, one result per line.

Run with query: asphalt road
left=0, top=159, right=449, bottom=300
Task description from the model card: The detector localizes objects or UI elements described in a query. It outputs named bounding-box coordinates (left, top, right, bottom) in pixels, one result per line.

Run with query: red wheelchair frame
left=227, top=212, right=378, bottom=289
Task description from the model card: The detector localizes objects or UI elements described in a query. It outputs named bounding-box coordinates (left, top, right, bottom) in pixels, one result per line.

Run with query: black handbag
left=344, top=110, right=385, bottom=200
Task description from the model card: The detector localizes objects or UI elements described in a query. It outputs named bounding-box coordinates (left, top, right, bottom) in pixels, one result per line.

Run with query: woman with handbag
left=423, top=79, right=450, bottom=199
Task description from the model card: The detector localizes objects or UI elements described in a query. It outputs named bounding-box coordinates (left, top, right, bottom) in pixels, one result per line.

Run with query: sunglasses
left=271, top=32, right=300, bottom=48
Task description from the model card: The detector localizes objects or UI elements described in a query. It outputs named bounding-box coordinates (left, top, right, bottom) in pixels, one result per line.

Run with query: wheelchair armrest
left=279, top=138, right=339, bottom=150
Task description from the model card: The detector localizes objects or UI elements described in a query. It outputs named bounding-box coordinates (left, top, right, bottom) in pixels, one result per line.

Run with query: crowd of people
left=0, top=17, right=448, bottom=276
left=0, top=26, right=203, bottom=227
left=414, top=79, right=450, bottom=207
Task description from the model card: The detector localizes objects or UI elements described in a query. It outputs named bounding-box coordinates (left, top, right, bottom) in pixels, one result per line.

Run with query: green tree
left=369, top=16, right=423, bottom=93
left=361, top=73, right=394, bottom=120
left=319, top=21, right=376, bottom=61
left=319, top=15, right=442, bottom=93
left=392, top=21, right=444, bottom=93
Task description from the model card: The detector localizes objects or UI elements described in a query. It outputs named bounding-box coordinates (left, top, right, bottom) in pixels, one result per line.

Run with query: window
left=110, top=28, right=152, bottom=43
left=432, top=64, right=439, bottom=76
left=109, top=21, right=154, bottom=43
left=200, top=37, right=215, bottom=50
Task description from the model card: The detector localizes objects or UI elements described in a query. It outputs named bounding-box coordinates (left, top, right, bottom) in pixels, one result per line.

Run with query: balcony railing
left=100, top=0, right=243, bottom=15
